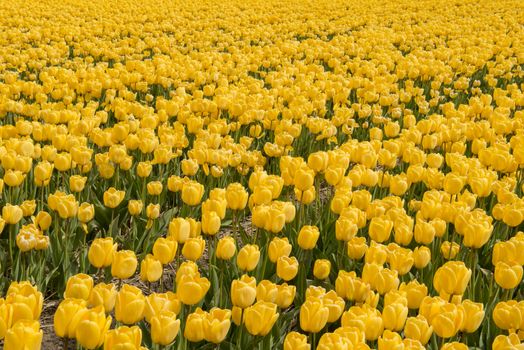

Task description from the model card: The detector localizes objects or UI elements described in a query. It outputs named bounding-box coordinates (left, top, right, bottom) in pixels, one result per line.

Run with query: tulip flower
left=115, top=284, right=146, bottom=325
left=151, top=310, right=180, bottom=346
left=244, top=301, right=279, bottom=336
left=75, top=306, right=112, bottom=349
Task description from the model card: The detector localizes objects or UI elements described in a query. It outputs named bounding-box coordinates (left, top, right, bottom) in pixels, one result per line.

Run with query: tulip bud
left=88, top=237, right=117, bottom=269
left=128, top=200, right=143, bottom=216
left=89, top=283, right=117, bottom=313
left=54, top=299, right=87, bottom=339
left=495, top=261, right=523, bottom=290
left=103, top=187, right=125, bottom=208
left=300, top=297, right=329, bottom=333
left=347, top=237, right=368, bottom=260
left=284, top=331, right=310, bottom=350
left=75, top=305, right=112, bottom=349
left=231, top=275, right=257, bottom=308
left=413, top=246, right=431, bottom=269
left=177, top=274, right=210, bottom=305
left=237, top=244, right=260, bottom=271
left=111, top=250, right=138, bottom=279
left=268, top=237, right=292, bottom=263
left=297, top=225, right=320, bottom=250
left=64, top=273, right=94, bottom=301
left=216, top=236, right=236, bottom=260
left=115, top=284, right=145, bottom=325
left=244, top=301, right=279, bottom=336
left=4, top=320, right=42, bottom=350
left=152, top=237, right=178, bottom=265
left=182, top=237, right=205, bottom=261
left=104, top=325, right=142, bottom=349
left=404, top=315, right=433, bottom=345
left=313, top=259, right=331, bottom=280
left=151, top=310, right=180, bottom=346
left=140, top=254, right=163, bottom=282
left=202, top=211, right=221, bottom=235
left=277, top=256, right=299, bottom=281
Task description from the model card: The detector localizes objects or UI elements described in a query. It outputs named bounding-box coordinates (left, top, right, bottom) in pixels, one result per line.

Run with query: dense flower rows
left=0, top=0, right=523, bottom=349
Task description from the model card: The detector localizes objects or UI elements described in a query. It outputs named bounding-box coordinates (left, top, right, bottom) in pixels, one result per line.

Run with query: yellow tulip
left=115, top=284, right=145, bottom=325
left=88, top=283, right=117, bottom=313
left=216, top=236, right=236, bottom=260
left=284, top=331, right=310, bottom=350
left=104, top=325, right=142, bottom=350
left=297, top=225, right=320, bottom=250
left=103, top=187, right=125, bottom=208
left=64, top=273, right=93, bottom=301
left=237, top=244, right=260, bottom=271
left=177, top=274, right=210, bottom=305
left=313, top=259, right=331, bottom=280
left=144, top=292, right=181, bottom=323
left=53, top=298, right=87, bottom=339
left=300, top=297, right=329, bottom=333
left=152, top=237, right=177, bottom=265
left=88, top=237, right=117, bottom=269
left=495, top=261, right=523, bottom=290
left=182, top=237, right=205, bottom=261
left=231, top=275, right=257, bottom=308
left=139, top=254, right=163, bottom=282
left=244, top=301, right=279, bottom=336
left=75, top=305, right=112, bottom=349
left=111, top=250, right=138, bottom=279
left=277, top=256, right=299, bottom=281
left=4, top=320, right=42, bottom=350
left=151, top=310, right=180, bottom=346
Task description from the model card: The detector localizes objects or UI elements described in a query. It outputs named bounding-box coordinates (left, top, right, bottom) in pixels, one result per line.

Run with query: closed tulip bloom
left=137, top=162, right=152, bottom=178
left=175, top=261, right=200, bottom=284
left=431, top=303, right=464, bottom=338
left=369, top=216, right=393, bottom=243
left=103, top=187, right=125, bottom=208
left=77, top=203, right=95, bottom=223
left=277, top=256, right=299, bottom=281
left=115, top=284, right=145, bottom=325
left=89, top=283, right=117, bottom=313
left=493, top=301, right=522, bottom=330
left=139, top=254, right=163, bottom=283
left=335, top=271, right=370, bottom=303
left=34, top=211, right=52, bottom=231
left=146, top=203, right=160, bottom=220
left=268, top=237, right=292, bottom=263
left=244, top=301, right=279, bottom=336
left=4, top=169, right=25, bottom=187
left=111, top=250, right=138, bottom=279
left=177, top=274, right=210, bottom=305
left=276, top=283, right=296, bottom=309
left=300, top=297, right=329, bottom=333
left=414, top=219, right=436, bottom=245
left=317, top=333, right=352, bottom=350
left=298, top=225, right=320, bottom=250
left=231, top=275, right=257, bottom=308
left=34, top=162, right=53, bottom=186
left=147, top=181, right=163, bottom=196
left=347, top=237, right=368, bottom=260
left=216, top=236, right=236, bottom=260
left=443, top=173, right=465, bottom=195
left=204, top=308, right=231, bottom=343
left=441, top=241, right=460, bottom=260
left=460, top=300, right=484, bottom=333
left=294, top=167, right=315, bottom=191
left=181, top=159, right=199, bottom=176
left=322, top=290, right=345, bottom=323
left=3, top=204, right=23, bottom=225
left=152, top=237, right=177, bottom=265
left=182, top=181, right=204, bottom=206
left=202, top=210, right=221, bottom=235
left=64, top=273, right=93, bottom=301
left=69, top=175, right=87, bottom=192
left=256, top=280, right=279, bottom=303
left=182, top=237, right=205, bottom=261
left=144, top=292, right=181, bottom=323
left=495, top=261, right=523, bottom=290
left=104, top=326, right=142, bottom=350
left=6, top=281, right=43, bottom=321
left=413, top=246, right=431, bottom=269
left=433, top=261, right=471, bottom=299
left=75, top=305, right=112, bottom=349
left=184, top=308, right=206, bottom=342
left=441, top=342, right=468, bottom=350
left=88, top=237, right=117, bottom=269
left=335, top=217, right=358, bottom=242
left=54, top=299, right=87, bottom=339
left=388, top=248, right=414, bottom=276
left=226, top=183, right=248, bottom=210
left=20, top=200, right=36, bottom=217
left=404, top=316, right=433, bottom=345
left=168, top=217, right=191, bottom=243
left=151, top=310, right=180, bottom=346
left=128, top=200, right=143, bottom=216
left=308, top=151, right=329, bottom=172
left=284, top=331, right=310, bottom=350
left=295, top=186, right=316, bottom=205
left=382, top=302, right=408, bottom=331
left=378, top=330, right=404, bottom=350
left=492, top=334, right=522, bottom=350
left=237, top=244, right=260, bottom=271
left=399, top=281, right=428, bottom=309
left=4, top=320, right=42, bottom=350
left=313, top=259, right=331, bottom=280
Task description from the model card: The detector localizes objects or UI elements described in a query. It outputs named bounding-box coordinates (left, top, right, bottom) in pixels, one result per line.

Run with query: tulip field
left=1, top=0, right=524, bottom=349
